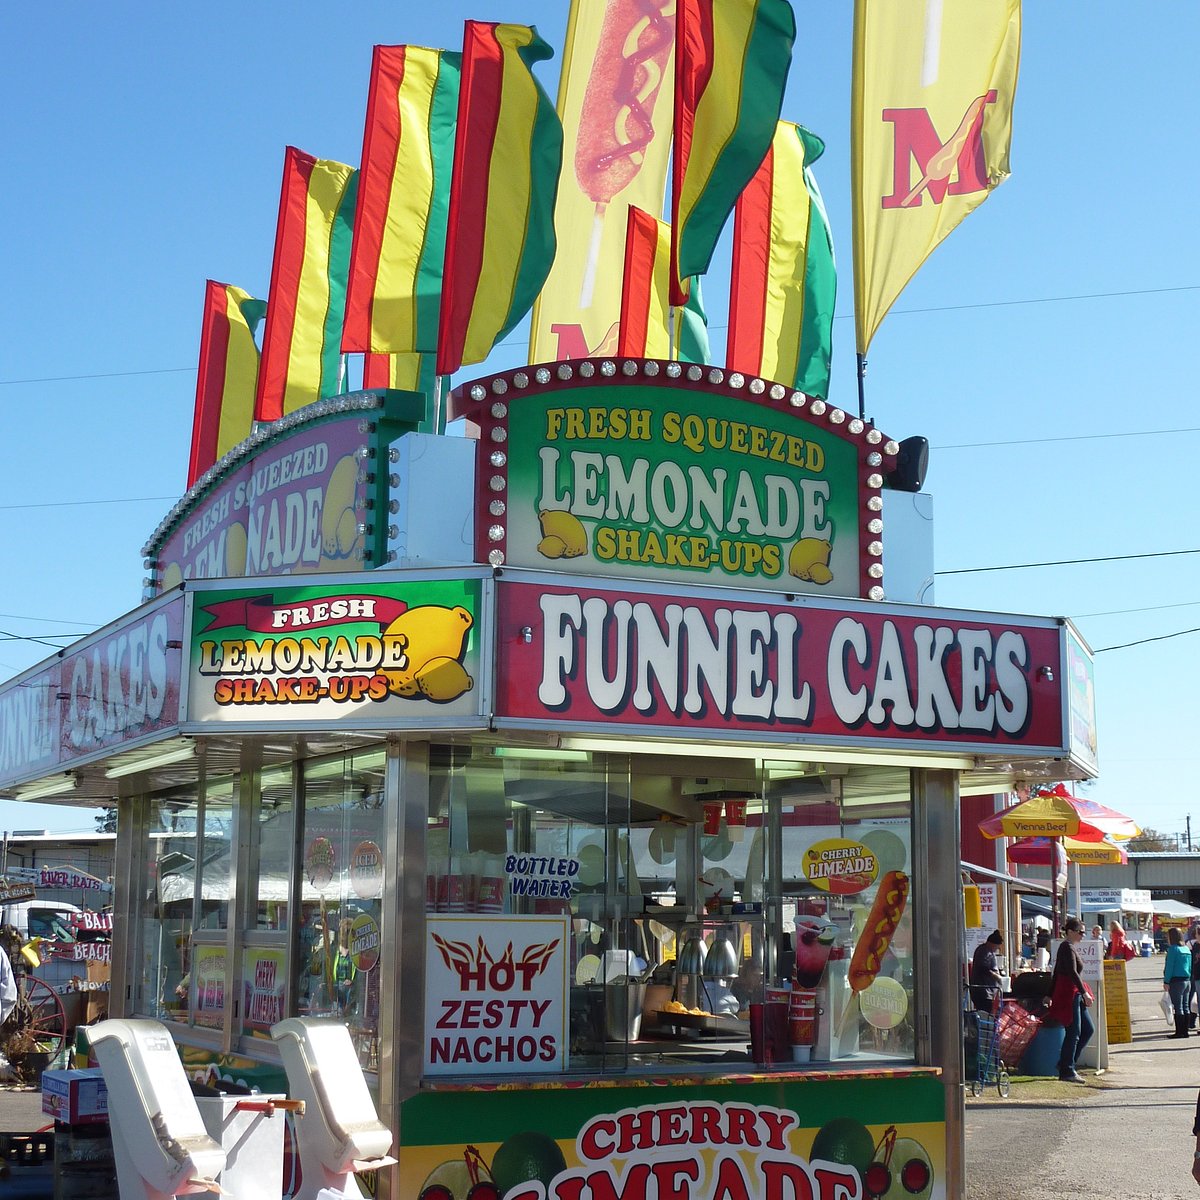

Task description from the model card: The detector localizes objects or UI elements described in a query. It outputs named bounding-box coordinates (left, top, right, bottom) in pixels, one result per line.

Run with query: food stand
left=0, top=363, right=1100, bottom=1200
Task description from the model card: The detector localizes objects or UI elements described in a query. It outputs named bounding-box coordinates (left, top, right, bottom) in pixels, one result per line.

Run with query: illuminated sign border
left=449, top=359, right=900, bottom=600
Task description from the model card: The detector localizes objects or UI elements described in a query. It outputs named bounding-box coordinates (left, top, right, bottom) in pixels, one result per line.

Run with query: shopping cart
left=965, top=1008, right=1007, bottom=1097
left=995, top=999, right=1041, bottom=1075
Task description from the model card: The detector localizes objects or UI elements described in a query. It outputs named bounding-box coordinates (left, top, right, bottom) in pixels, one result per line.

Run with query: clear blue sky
left=1, top=3, right=1197, bottom=841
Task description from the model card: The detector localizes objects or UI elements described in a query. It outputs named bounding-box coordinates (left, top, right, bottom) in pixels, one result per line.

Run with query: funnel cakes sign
left=495, top=579, right=1072, bottom=754
left=188, top=578, right=483, bottom=726
left=450, top=360, right=900, bottom=600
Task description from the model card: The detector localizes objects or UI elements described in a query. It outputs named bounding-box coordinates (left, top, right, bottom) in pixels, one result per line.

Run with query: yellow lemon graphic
left=538, top=510, right=587, bottom=558
left=225, top=521, right=247, bottom=576
left=788, top=537, right=833, bottom=584
left=322, top=455, right=361, bottom=558
left=160, top=562, right=183, bottom=591
left=536, top=534, right=568, bottom=559
left=415, top=657, right=473, bottom=702
left=379, top=605, right=473, bottom=696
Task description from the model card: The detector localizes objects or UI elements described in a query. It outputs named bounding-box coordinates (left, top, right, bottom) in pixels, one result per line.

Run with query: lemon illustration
left=788, top=537, right=833, bottom=583
left=160, top=561, right=183, bottom=591
left=322, top=455, right=361, bottom=558
left=415, top=657, right=474, bottom=702
left=536, top=534, right=567, bottom=559
left=491, top=1131, right=566, bottom=1198
left=225, top=520, right=247, bottom=576
left=379, top=605, right=473, bottom=696
left=537, top=510, right=587, bottom=558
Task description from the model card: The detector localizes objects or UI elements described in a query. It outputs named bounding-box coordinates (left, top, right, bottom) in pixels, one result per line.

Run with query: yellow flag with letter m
left=852, top=0, right=1020, bottom=356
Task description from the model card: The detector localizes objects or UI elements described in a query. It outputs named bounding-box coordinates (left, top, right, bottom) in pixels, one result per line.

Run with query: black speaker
left=884, top=435, right=928, bottom=493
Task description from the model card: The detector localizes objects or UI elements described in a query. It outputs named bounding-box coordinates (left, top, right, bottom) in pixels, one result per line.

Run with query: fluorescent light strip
left=105, top=743, right=196, bottom=779
left=14, top=773, right=78, bottom=802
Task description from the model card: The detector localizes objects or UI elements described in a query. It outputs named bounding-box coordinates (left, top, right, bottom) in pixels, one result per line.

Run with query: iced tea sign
left=424, top=914, right=569, bottom=1076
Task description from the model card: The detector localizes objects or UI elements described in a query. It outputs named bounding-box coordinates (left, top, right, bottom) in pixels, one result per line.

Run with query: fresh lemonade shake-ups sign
left=451, top=362, right=900, bottom=599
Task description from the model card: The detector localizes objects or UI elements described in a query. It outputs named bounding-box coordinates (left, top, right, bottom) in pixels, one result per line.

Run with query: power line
left=935, top=426, right=1200, bottom=451
left=936, top=548, right=1200, bottom=576
left=1095, top=628, right=1200, bottom=654
left=0, top=496, right=175, bottom=513
left=0, top=284, right=1194, bottom=388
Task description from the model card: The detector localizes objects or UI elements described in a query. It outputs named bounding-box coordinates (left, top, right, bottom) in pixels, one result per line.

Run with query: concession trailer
left=0, top=362, right=1099, bottom=1200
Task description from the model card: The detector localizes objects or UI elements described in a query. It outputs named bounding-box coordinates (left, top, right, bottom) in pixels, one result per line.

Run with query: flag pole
left=856, top=353, right=867, bottom=421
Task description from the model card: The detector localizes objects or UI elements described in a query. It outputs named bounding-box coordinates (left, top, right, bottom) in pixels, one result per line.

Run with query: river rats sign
left=450, top=360, right=900, bottom=599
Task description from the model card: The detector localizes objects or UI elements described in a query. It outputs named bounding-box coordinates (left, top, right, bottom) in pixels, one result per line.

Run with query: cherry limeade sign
left=397, top=1073, right=946, bottom=1200
left=452, top=364, right=899, bottom=599
left=424, top=914, right=570, bottom=1076
left=496, top=581, right=1066, bottom=751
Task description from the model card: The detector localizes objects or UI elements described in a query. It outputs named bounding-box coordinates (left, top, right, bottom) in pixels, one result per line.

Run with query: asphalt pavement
left=1, top=954, right=1197, bottom=1197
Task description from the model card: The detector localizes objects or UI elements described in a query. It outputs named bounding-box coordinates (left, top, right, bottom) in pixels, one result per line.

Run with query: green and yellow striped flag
left=670, top=0, right=795, bottom=305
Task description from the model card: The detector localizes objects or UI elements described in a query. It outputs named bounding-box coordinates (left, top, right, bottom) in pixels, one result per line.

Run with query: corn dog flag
left=617, top=207, right=709, bottom=364
left=727, top=123, right=836, bottom=398
left=852, top=0, right=1020, bottom=356
left=344, top=46, right=460, bottom=359
left=437, top=22, right=563, bottom=376
left=187, top=281, right=266, bottom=487
left=670, top=0, right=795, bottom=306
left=254, top=148, right=358, bottom=422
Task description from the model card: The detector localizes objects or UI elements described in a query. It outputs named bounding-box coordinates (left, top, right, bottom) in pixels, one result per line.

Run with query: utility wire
left=1095, top=628, right=1200, bottom=654
left=0, top=284, right=1193, bottom=388
left=936, top=548, right=1200, bottom=575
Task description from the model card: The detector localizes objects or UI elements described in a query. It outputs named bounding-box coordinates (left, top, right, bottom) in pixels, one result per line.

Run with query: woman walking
left=1047, top=917, right=1094, bottom=1082
left=1164, top=926, right=1192, bottom=1039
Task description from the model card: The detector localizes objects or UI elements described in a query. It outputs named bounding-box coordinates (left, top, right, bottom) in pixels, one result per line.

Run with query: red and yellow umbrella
left=979, top=783, right=1140, bottom=842
left=1006, top=835, right=1129, bottom=867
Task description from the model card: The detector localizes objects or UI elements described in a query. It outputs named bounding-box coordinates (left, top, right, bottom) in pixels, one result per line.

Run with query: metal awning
left=961, top=860, right=1053, bottom=896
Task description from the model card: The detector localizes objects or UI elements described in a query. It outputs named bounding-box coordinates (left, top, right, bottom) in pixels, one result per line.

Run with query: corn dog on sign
left=451, top=362, right=900, bottom=599
left=187, top=578, right=482, bottom=725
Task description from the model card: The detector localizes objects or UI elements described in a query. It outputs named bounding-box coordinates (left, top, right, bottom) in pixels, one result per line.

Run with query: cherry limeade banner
left=398, top=1073, right=946, bottom=1200
left=495, top=581, right=1066, bottom=751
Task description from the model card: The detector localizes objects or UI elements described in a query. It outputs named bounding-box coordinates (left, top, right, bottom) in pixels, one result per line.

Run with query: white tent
left=1151, top=898, right=1200, bottom=919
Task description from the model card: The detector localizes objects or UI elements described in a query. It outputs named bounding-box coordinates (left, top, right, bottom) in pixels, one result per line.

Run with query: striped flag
left=187, top=281, right=266, bottom=487
left=254, top=148, right=358, bottom=423
left=617, top=207, right=709, bottom=364
left=671, top=0, right=795, bottom=305
left=344, top=45, right=460, bottom=356
left=363, top=352, right=434, bottom=395
left=437, top=22, right=563, bottom=376
left=727, top=123, right=836, bottom=397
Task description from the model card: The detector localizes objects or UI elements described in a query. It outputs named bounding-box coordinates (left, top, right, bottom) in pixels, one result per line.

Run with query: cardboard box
left=41, top=1067, right=108, bottom=1125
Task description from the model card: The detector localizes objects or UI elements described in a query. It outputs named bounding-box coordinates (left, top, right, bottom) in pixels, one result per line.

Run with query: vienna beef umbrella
left=979, top=784, right=1140, bottom=932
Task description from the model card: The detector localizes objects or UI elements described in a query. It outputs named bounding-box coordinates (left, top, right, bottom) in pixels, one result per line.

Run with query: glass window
left=254, top=764, right=295, bottom=931
left=290, top=748, right=386, bottom=1072
left=139, top=786, right=201, bottom=1023
left=422, top=747, right=915, bottom=1080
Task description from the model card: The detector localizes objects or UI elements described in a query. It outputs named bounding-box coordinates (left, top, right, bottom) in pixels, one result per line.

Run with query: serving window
left=422, top=745, right=917, bottom=1079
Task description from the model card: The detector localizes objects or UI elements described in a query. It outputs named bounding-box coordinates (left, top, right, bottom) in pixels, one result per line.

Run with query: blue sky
left=1, top=3, right=1197, bottom=840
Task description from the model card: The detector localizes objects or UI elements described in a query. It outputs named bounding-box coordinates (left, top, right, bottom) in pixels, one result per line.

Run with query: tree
left=93, top=807, right=117, bottom=834
left=1127, top=827, right=1177, bottom=853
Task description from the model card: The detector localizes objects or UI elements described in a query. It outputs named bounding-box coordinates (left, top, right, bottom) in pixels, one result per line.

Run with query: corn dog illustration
left=838, top=871, right=909, bottom=1042
left=574, top=0, right=674, bottom=306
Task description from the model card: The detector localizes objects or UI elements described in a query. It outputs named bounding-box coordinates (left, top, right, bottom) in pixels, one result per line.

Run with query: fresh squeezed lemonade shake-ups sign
left=451, top=363, right=899, bottom=599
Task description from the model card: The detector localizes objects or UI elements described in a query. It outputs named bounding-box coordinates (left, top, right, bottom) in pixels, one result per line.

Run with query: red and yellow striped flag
left=617, top=207, right=671, bottom=359
left=343, top=45, right=460, bottom=356
left=363, top=352, right=430, bottom=394
left=437, top=22, right=563, bottom=376
left=727, top=123, right=837, bottom=396
left=254, top=148, right=358, bottom=422
left=187, top=281, right=266, bottom=487
left=671, top=0, right=795, bottom=305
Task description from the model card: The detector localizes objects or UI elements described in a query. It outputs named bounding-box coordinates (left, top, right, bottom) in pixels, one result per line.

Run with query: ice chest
left=42, top=1067, right=109, bottom=1124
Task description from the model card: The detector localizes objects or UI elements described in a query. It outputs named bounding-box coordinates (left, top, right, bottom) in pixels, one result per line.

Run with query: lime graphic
left=861, top=829, right=908, bottom=876
left=491, top=1131, right=567, bottom=1198
left=810, top=1117, right=875, bottom=1178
